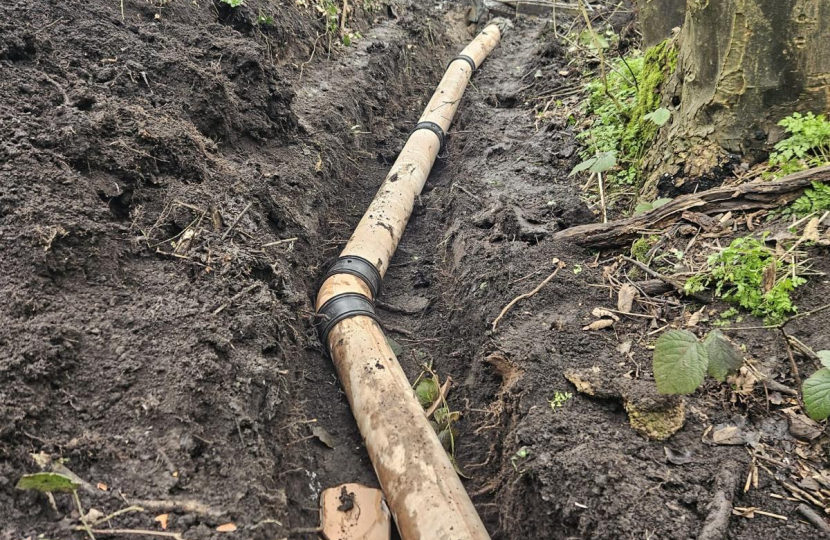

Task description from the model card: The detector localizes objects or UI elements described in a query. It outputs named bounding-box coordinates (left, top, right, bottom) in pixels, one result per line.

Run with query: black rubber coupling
left=321, top=255, right=383, bottom=299
left=315, top=293, right=379, bottom=352
left=447, top=54, right=477, bottom=73
left=409, top=121, right=446, bottom=154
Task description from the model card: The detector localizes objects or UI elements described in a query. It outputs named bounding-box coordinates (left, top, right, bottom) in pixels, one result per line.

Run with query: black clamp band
left=316, top=293, right=379, bottom=351
left=322, top=255, right=382, bottom=299
left=409, top=121, right=446, bottom=154
left=447, top=54, right=477, bottom=72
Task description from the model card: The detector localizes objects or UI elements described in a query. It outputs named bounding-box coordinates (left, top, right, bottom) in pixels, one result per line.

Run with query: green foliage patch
left=770, top=112, right=830, bottom=177
left=684, top=237, right=805, bottom=324
left=804, top=352, right=830, bottom=421
left=575, top=40, right=678, bottom=188
left=788, top=181, right=830, bottom=217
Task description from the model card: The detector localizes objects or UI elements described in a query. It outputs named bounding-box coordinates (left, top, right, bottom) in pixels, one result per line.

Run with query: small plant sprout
left=803, top=351, right=830, bottom=421
left=511, top=447, right=530, bottom=471
left=257, top=11, right=274, bottom=25
left=549, top=391, right=573, bottom=411
left=652, top=329, right=744, bottom=395
left=220, top=0, right=243, bottom=7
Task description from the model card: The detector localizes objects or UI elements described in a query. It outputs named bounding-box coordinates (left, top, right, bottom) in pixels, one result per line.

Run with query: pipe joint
left=447, top=54, right=477, bottom=72
left=322, top=255, right=383, bottom=299
left=409, top=121, right=446, bottom=154
left=315, top=293, right=379, bottom=352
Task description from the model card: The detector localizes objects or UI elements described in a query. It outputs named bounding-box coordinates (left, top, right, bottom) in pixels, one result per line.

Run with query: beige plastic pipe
left=315, top=24, right=503, bottom=540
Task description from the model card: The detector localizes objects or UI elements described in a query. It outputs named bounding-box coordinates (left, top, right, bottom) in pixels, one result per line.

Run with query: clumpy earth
left=1, top=1, right=828, bottom=539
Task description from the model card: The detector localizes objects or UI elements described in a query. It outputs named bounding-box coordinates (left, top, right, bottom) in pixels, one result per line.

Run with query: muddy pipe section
left=314, top=23, right=505, bottom=540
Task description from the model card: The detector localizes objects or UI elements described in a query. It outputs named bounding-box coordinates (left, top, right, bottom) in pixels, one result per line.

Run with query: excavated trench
left=1, top=1, right=824, bottom=539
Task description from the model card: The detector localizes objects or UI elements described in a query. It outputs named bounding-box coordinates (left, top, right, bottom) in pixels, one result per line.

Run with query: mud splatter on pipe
left=315, top=22, right=506, bottom=540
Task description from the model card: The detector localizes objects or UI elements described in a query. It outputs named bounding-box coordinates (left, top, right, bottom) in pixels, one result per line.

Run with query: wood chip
left=155, top=514, right=169, bottom=530
left=583, top=319, right=614, bottom=331
left=591, top=307, right=619, bottom=321
left=216, top=523, right=237, bottom=532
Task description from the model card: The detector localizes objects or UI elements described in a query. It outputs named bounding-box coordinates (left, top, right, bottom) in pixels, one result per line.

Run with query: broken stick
left=492, top=259, right=565, bottom=331
left=554, top=165, right=830, bottom=248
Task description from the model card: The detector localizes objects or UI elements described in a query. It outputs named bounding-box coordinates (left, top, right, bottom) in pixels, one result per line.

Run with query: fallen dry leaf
left=802, top=217, right=820, bottom=242
left=591, top=307, right=619, bottom=321
left=617, top=284, right=637, bottom=313
left=583, top=319, right=614, bottom=331
left=96, top=482, right=108, bottom=491
left=155, top=514, right=169, bottom=530
left=687, top=307, right=705, bottom=327
left=216, top=523, right=237, bottom=533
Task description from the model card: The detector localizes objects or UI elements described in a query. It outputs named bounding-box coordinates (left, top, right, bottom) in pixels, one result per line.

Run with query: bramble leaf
left=653, top=330, right=708, bottom=395
left=703, top=330, right=743, bottom=381
left=803, top=368, right=830, bottom=421
left=818, top=350, right=830, bottom=369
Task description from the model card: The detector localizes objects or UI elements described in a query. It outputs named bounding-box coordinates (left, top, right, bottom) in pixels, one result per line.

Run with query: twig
left=129, top=498, right=223, bottom=518
left=779, top=328, right=803, bottom=390
left=221, top=202, right=253, bottom=241
left=74, top=491, right=96, bottom=540
left=263, top=237, right=298, bottom=247
left=425, top=377, right=452, bottom=419
left=76, top=529, right=183, bottom=539
left=577, top=0, right=622, bottom=111
left=90, top=506, right=145, bottom=527
left=797, top=504, right=830, bottom=534
left=212, top=283, right=262, bottom=315
left=492, top=259, right=566, bottom=331
left=597, top=171, right=607, bottom=223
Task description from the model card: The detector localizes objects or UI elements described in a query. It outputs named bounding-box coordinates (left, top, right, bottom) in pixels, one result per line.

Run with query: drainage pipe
left=315, top=23, right=504, bottom=540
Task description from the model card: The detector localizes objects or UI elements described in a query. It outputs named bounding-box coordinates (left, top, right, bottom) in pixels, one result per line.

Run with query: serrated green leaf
left=589, top=151, right=616, bottom=173
left=803, top=368, right=830, bottom=421
left=644, top=107, right=671, bottom=127
left=16, top=472, right=79, bottom=493
left=415, top=378, right=439, bottom=408
left=569, top=157, right=596, bottom=177
left=818, top=351, right=830, bottom=369
left=653, top=330, right=708, bottom=395
left=703, top=330, right=743, bottom=381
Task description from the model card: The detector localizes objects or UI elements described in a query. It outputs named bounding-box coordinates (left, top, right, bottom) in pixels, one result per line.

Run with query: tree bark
left=641, top=0, right=830, bottom=198
left=637, top=0, right=686, bottom=47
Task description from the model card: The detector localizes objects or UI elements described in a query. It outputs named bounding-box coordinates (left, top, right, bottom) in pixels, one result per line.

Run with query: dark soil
left=2, top=1, right=828, bottom=539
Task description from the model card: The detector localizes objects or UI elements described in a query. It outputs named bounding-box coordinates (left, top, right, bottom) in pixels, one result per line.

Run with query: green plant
left=549, top=391, right=573, bottom=411
left=769, top=112, right=830, bottom=177
left=220, top=0, right=243, bottom=7
left=684, top=236, right=806, bottom=324
left=630, top=235, right=658, bottom=263
left=803, top=351, right=830, bottom=420
left=788, top=181, right=830, bottom=217
left=511, top=447, right=530, bottom=471
left=257, top=11, right=274, bottom=25
left=575, top=39, right=678, bottom=190
left=652, top=329, right=743, bottom=395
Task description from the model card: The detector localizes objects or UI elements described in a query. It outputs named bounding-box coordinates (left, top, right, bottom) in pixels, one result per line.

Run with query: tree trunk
left=641, top=0, right=830, bottom=198
left=637, top=0, right=686, bottom=47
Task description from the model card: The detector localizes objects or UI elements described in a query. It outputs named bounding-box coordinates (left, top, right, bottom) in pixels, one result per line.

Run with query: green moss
left=578, top=39, right=678, bottom=191
left=631, top=235, right=659, bottom=263
left=622, top=41, right=678, bottom=161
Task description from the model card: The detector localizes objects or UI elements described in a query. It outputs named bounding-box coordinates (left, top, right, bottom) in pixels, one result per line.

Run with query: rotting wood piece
left=554, top=165, right=830, bottom=248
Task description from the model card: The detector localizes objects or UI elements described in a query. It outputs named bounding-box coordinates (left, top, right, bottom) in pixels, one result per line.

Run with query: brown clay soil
left=2, top=1, right=829, bottom=539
